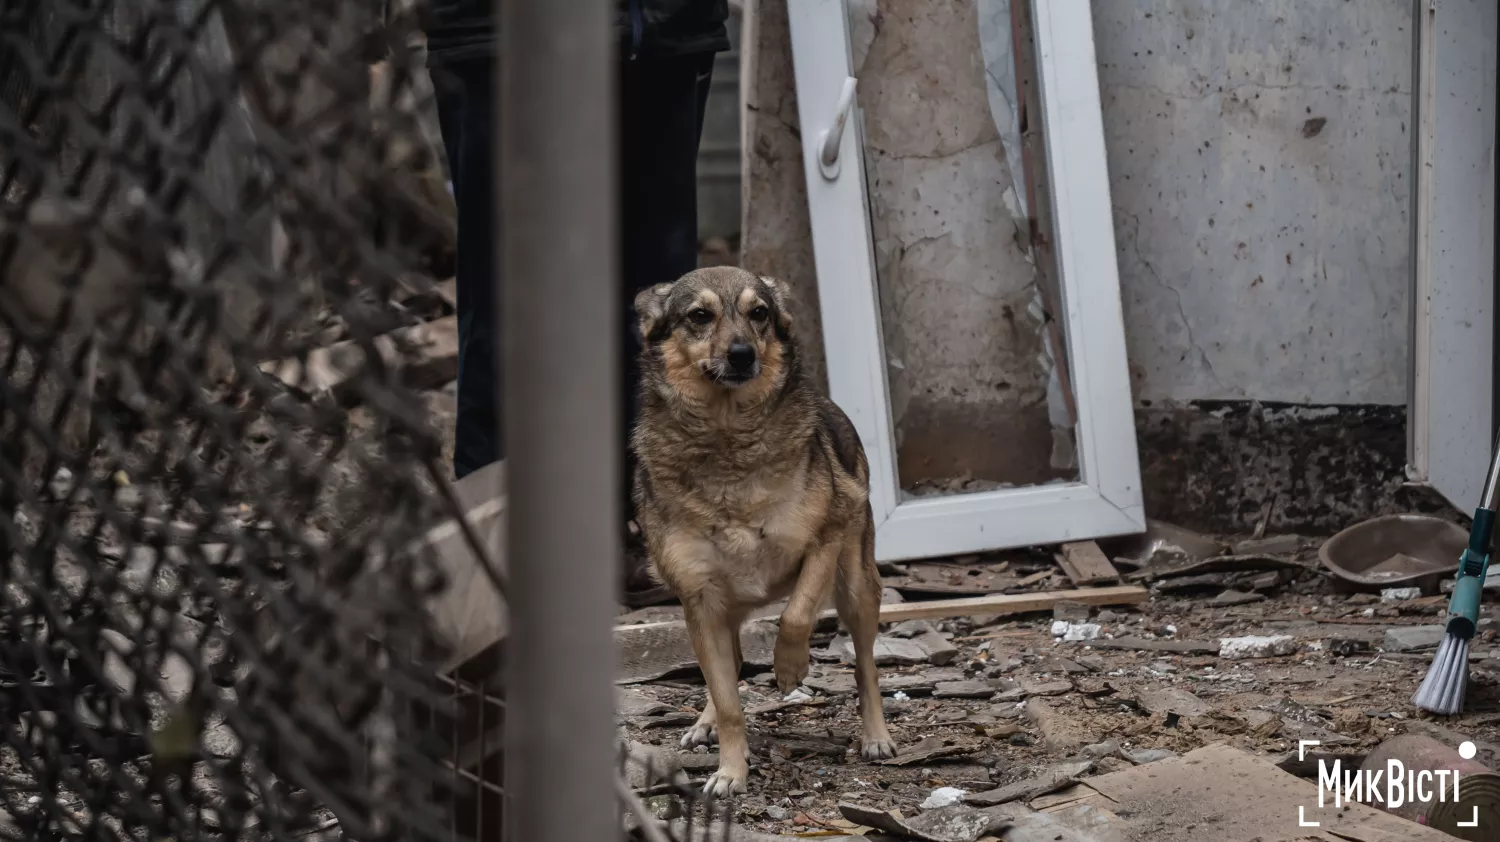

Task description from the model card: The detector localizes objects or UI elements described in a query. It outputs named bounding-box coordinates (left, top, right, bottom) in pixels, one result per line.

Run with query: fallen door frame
left=786, top=0, right=1144, bottom=562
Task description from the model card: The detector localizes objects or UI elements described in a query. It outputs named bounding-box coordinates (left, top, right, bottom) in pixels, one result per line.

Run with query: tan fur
left=631, top=266, right=897, bottom=796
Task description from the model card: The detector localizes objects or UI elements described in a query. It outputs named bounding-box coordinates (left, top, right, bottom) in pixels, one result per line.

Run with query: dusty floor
left=613, top=532, right=1500, bottom=838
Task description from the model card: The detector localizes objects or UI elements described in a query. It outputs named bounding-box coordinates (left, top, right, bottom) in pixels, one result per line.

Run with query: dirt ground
left=613, top=531, right=1500, bottom=838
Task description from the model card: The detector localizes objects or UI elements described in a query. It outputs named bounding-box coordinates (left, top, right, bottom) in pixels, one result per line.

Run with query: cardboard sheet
left=1037, top=743, right=1456, bottom=842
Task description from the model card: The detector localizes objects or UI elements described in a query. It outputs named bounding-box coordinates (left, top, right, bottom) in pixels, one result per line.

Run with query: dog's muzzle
left=719, top=342, right=759, bottom=385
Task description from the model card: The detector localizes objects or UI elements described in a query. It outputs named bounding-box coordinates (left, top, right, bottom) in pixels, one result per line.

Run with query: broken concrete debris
left=1381, top=586, right=1423, bottom=602
left=1119, top=747, right=1176, bottom=765
left=1052, top=600, right=1092, bottom=622
left=933, top=680, right=999, bottom=699
left=1049, top=620, right=1101, bottom=641
left=823, top=625, right=957, bottom=667
left=1218, top=634, right=1296, bottom=659
left=1136, top=686, right=1209, bottom=719
left=1382, top=624, right=1446, bottom=652
left=920, top=786, right=967, bottom=809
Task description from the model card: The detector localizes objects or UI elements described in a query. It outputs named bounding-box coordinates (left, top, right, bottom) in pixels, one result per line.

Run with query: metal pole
left=500, top=0, right=618, bottom=840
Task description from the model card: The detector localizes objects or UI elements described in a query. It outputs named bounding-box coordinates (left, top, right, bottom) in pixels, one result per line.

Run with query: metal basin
left=1318, top=514, right=1466, bottom=594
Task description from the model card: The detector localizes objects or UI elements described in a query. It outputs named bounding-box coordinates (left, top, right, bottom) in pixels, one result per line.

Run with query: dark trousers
left=432, top=53, right=714, bottom=504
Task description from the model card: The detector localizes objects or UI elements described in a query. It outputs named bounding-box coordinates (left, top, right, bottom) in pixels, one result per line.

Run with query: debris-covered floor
left=615, top=526, right=1500, bottom=841
left=256, top=255, right=1493, bottom=841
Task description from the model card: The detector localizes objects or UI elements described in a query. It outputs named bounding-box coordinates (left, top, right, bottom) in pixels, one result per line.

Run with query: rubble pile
left=616, top=522, right=1500, bottom=841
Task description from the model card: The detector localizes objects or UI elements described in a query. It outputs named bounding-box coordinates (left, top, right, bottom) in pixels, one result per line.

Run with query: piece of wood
left=611, top=587, right=1145, bottom=684
left=964, top=760, right=1095, bottom=807
left=1056, top=541, right=1119, bottom=586
left=1085, top=637, right=1217, bottom=654
left=874, top=734, right=982, bottom=766
left=873, top=586, right=1147, bottom=623
left=260, top=314, right=458, bottom=394
left=1016, top=569, right=1054, bottom=587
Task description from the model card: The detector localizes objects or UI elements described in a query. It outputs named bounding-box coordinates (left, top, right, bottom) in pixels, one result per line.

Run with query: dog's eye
left=749, top=305, right=770, bottom=323
left=687, top=308, right=714, bottom=325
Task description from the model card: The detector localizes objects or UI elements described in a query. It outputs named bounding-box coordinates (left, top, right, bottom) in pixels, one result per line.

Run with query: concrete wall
left=741, top=0, right=1418, bottom=531
left=1098, top=1, right=1413, bottom=406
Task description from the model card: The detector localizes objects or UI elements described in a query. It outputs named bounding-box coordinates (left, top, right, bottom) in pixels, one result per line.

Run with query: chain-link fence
left=0, top=1, right=748, bottom=839
left=0, top=0, right=502, bottom=838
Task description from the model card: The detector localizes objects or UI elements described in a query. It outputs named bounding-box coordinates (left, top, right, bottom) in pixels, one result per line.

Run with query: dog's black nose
left=727, top=342, right=757, bottom=371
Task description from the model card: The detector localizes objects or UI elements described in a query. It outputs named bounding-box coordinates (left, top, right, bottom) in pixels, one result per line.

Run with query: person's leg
left=440, top=58, right=501, bottom=479
left=430, top=64, right=463, bottom=192
left=618, top=52, right=716, bottom=599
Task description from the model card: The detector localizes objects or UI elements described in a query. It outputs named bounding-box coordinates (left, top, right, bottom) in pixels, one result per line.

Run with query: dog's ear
left=634, top=283, right=675, bottom=343
left=758, top=276, right=794, bottom=340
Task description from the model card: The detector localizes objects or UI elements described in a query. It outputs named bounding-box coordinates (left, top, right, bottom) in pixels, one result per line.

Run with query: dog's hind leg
left=683, top=597, right=751, bottom=796
left=835, top=513, right=897, bottom=760
left=775, top=542, right=839, bottom=695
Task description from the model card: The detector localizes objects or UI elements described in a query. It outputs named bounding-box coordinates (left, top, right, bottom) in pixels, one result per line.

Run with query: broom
left=1412, top=440, right=1500, bottom=715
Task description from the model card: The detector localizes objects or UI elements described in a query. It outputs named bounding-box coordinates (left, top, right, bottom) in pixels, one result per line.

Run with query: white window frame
left=786, top=0, right=1144, bottom=562
left=1407, top=0, right=1496, bottom=512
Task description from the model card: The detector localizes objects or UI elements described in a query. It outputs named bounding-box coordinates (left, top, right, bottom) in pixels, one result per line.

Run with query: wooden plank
left=873, top=585, right=1146, bottom=623
left=1056, top=541, right=1119, bottom=586
left=260, top=314, right=458, bottom=394
left=612, top=586, right=1146, bottom=643
left=611, top=586, right=1145, bottom=682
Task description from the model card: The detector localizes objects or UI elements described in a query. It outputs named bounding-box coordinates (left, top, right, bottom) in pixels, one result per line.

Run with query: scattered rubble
left=612, top=520, right=1498, bottom=839
left=838, top=801, right=1007, bottom=842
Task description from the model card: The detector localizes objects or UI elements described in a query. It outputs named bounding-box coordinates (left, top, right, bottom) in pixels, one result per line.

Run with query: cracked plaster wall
left=1096, top=0, right=1412, bottom=405
left=852, top=0, right=1067, bottom=489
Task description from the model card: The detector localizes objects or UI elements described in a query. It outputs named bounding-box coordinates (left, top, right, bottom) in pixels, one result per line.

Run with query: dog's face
left=635, top=267, right=793, bottom=398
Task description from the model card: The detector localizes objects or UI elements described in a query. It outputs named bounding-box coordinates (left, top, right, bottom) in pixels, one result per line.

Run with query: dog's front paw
left=703, top=766, right=747, bottom=798
left=773, top=640, right=810, bottom=696
left=681, top=722, right=718, bottom=748
left=860, top=737, right=898, bottom=761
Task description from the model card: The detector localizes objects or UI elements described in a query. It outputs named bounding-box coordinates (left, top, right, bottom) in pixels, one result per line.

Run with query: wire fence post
left=499, top=1, right=620, bottom=840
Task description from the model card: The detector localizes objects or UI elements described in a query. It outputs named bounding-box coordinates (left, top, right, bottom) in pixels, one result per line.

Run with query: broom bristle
left=1412, top=632, right=1470, bottom=715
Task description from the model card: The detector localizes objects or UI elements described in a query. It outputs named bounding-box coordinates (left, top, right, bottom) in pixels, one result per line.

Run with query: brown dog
left=631, top=266, right=897, bottom=796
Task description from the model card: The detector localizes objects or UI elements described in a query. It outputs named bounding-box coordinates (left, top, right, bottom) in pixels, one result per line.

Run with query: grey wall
left=740, top=0, right=1419, bottom=530
left=1095, top=0, right=1413, bottom=406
